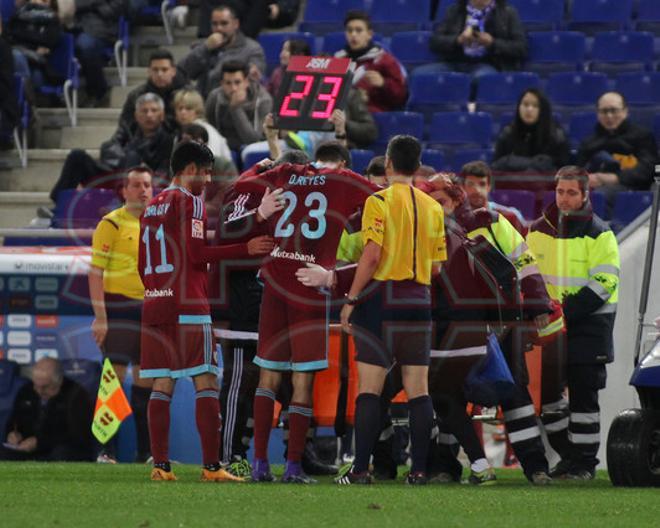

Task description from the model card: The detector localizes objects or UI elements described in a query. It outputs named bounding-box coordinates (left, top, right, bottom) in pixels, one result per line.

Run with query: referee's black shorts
left=103, top=292, right=142, bottom=366
left=350, top=280, right=432, bottom=368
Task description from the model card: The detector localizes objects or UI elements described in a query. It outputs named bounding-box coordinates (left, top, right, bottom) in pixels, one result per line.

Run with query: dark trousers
left=49, top=148, right=104, bottom=202
left=541, top=341, right=606, bottom=472
left=74, top=32, right=110, bottom=98
left=219, top=338, right=259, bottom=463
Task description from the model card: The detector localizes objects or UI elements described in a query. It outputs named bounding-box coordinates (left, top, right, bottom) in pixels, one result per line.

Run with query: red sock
left=287, top=402, right=312, bottom=463
left=195, top=389, right=221, bottom=466
left=148, top=391, right=171, bottom=464
left=253, top=388, right=276, bottom=461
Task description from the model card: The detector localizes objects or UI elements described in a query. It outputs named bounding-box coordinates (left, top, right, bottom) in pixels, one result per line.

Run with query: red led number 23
left=280, top=74, right=343, bottom=119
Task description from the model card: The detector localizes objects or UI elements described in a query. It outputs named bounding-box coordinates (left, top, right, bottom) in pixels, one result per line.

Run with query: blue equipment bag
left=464, top=332, right=516, bottom=407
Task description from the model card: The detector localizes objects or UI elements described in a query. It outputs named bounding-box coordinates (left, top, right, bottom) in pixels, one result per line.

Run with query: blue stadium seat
left=546, top=72, right=609, bottom=110
left=489, top=190, right=536, bottom=221
left=241, top=149, right=271, bottom=172
left=38, top=33, right=79, bottom=126
left=542, top=190, right=607, bottom=219
left=615, top=72, right=660, bottom=105
left=390, top=31, right=436, bottom=71
left=590, top=32, right=654, bottom=74
left=0, top=360, right=28, bottom=439
left=526, top=31, right=586, bottom=75
left=508, top=0, right=564, bottom=31
left=635, top=0, right=660, bottom=32
left=429, top=113, right=492, bottom=148
left=568, top=0, right=633, bottom=34
left=303, top=0, right=366, bottom=21
left=258, top=32, right=316, bottom=68
left=451, top=148, right=493, bottom=172
left=369, top=0, right=431, bottom=34
left=568, top=112, right=598, bottom=148
left=475, top=72, right=539, bottom=114
left=612, top=191, right=654, bottom=231
left=53, top=189, right=120, bottom=229
left=421, top=149, right=446, bottom=171
left=350, top=149, right=374, bottom=174
left=407, top=72, right=470, bottom=113
left=139, top=0, right=176, bottom=45
left=60, top=359, right=102, bottom=399
left=103, top=16, right=130, bottom=87
left=0, top=0, right=15, bottom=23
left=372, top=111, right=424, bottom=152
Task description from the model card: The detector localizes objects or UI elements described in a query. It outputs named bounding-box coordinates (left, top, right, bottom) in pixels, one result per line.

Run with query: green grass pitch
left=3, top=463, right=660, bottom=527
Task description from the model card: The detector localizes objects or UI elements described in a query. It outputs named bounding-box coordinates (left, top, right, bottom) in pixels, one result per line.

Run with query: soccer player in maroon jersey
left=138, top=141, right=281, bottom=481
left=229, top=142, right=378, bottom=483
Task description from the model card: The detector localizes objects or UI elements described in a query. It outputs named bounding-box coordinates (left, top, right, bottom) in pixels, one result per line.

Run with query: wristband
left=335, top=133, right=347, bottom=140
left=345, top=293, right=359, bottom=305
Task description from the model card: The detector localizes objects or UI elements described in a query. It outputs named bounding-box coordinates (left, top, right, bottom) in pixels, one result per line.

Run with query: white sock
left=471, top=458, right=490, bottom=473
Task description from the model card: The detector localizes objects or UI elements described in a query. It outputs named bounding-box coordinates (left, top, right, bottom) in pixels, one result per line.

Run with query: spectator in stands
left=72, top=0, right=125, bottom=106
left=492, top=88, right=570, bottom=175
left=421, top=0, right=527, bottom=99
left=6, top=0, right=62, bottom=92
left=176, top=123, right=239, bottom=227
left=174, top=88, right=232, bottom=162
left=0, top=358, right=95, bottom=462
left=334, top=10, right=407, bottom=113
left=179, top=4, right=266, bottom=97
left=89, top=166, right=154, bottom=464
left=197, top=0, right=300, bottom=39
left=460, top=160, right=527, bottom=234
left=205, top=60, right=272, bottom=151
left=0, top=20, right=19, bottom=138
left=48, top=93, right=174, bottom=205
left=113, top=49, right=188, bottom=146
left=577, top=91, right=658, bottom=193
left=266, top=38, right=310, bottom=97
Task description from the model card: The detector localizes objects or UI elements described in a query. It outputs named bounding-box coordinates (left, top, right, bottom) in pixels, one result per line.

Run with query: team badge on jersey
left=192, top=219, right=204, bottom=239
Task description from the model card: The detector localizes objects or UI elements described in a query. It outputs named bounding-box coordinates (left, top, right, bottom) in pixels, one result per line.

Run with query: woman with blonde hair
left=173, top=89, right=232, bottom=161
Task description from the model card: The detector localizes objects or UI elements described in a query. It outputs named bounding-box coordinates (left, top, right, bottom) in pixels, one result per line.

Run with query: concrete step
left=104, top=66, right=147, bottom=87
left=134, top=25, right=198, bottom=40
left=0, top=192, right=50, bottom=229
left=0, top=149, right=100, bottom=193
left=59, top=126, right=117, bottom=149
left=35, top=109, right=120, bottom=149
left=110, top=85, right=137, bottom=109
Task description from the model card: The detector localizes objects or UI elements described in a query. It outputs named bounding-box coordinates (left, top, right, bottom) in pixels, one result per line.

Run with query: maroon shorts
left=255, top=284, right=329, bottom=372
left=140, top=321, right=219, bottom=379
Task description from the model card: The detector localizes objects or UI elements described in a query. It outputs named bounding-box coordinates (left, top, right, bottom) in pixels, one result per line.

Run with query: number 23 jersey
left=233, top=163, right=376, bottom=302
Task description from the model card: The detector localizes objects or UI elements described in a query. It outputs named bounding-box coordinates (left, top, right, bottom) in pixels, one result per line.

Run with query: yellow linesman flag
left=91, top=358, right=133, bottom=444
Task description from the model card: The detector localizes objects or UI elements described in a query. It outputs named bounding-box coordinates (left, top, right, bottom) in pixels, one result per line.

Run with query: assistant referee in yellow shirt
left=89, top=166, right=154, bottom=463
left=336, top=135, right=447, bottom=486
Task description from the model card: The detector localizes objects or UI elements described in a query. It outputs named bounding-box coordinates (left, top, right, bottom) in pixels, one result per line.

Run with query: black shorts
left=104, top=293, right=142, bottom=366
left=350, top=280, right=432, bottom=368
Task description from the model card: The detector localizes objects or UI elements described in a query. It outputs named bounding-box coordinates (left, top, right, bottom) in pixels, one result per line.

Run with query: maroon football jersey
left=232, top=163, right=376, bottom=304
left=139, top=185, right=249, bottom=324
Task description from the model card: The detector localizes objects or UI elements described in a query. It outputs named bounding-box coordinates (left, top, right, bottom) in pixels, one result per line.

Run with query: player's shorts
left=351, top=280, right=432, bottom=368
left=104, top=293, right=142, bottom=366
left=255, top=284, right=329, bottom=372
left=140, top=318, right=219, bottom=379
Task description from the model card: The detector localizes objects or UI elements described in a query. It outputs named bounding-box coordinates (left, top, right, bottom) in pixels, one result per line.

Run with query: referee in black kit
left=336, top=135, right=447, bottom=485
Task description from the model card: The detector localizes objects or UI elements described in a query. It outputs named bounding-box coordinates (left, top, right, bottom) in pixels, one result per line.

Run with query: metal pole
left=634, top=167, right=660, bottom=365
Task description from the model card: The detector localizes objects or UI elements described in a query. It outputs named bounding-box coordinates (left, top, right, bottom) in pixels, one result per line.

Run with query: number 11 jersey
left=139, top=185, right=249, bottom=325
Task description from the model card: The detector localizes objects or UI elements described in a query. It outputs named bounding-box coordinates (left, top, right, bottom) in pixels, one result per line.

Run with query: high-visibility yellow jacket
left=526, top=202, right=619, bottom=364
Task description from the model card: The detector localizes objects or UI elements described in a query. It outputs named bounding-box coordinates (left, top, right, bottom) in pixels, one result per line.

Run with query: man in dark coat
left=0, top=358, right=95, bottom=461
